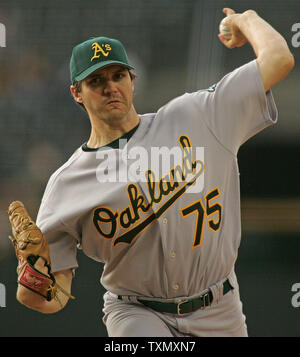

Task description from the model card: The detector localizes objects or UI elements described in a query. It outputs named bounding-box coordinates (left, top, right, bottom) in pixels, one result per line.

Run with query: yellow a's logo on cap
left=91, top=42, right=112, bottom=62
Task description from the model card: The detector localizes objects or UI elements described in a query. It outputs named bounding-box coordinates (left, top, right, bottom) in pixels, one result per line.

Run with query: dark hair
left=72, top=69, right=137, bottom=112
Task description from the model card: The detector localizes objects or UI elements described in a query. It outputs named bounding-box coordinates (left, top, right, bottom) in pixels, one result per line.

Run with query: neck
left=87, top=106, right=140, bottom=148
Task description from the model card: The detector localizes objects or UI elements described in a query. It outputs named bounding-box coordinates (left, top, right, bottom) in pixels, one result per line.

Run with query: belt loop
left=227, top=269, right=237, bottom=291
left=209, top=282, right=222, bottom=304
left=210, top=274, right=233, bottom=303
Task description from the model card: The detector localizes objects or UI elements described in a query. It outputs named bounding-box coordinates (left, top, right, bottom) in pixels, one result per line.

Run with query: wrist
left=238, top=10, right=258, bottom=29
left=242, top=9, right=258, bottom=17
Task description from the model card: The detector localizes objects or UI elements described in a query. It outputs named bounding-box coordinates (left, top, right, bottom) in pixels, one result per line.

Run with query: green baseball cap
left=70, top=36, right=134, bottom=84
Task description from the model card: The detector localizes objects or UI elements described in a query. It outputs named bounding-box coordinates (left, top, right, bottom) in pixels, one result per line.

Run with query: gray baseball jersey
left=36, top=59, right=277, bottom=300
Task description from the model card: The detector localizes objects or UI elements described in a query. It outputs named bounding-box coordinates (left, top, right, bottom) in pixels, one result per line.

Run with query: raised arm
left=218, top=8, right=295, bottom=92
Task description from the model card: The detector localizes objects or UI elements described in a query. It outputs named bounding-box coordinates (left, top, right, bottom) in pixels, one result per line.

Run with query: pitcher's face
left=71, top=65, right=135, bottom=124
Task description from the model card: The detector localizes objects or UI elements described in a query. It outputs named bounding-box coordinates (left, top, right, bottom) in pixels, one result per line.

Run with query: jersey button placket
left=163, top=217, right=177, bottom=291
left=161, top=216, right=178, bottom=293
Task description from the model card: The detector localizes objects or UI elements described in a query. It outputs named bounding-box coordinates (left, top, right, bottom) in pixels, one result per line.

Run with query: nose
left=103, top=80, right=118, bottom=96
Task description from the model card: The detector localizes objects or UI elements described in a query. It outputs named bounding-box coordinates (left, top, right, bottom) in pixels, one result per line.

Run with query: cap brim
left=73, top=61, right=134, bottom=83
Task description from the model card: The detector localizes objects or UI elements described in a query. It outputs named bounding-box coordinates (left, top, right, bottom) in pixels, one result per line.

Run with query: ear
left=70, top=85, right=83, bottom=104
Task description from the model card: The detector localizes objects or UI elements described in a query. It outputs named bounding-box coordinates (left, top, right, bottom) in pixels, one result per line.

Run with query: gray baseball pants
left=102, top=274, right=248, bottom=337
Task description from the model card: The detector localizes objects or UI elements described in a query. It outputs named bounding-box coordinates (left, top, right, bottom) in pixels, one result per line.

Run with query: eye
left=89, top=76, right=104, bottom=86
left=114, top=72, right=125, bottom=80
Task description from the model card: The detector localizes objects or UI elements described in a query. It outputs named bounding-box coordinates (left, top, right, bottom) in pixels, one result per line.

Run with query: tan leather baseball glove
left=8, top=201, right=73, bottom=302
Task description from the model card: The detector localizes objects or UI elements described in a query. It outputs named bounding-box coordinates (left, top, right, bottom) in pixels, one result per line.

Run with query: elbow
left=260, top=42, right=295, bottom=80
left=277, top=48, right=295, bottom=78
left=281, top=51, right=295, bottom=75
left=286, top=52, right=295, bottom=72
left=267, top=50, right=295, bottom=86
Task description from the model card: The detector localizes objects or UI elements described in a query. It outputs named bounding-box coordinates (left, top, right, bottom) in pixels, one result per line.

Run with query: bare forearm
left=220, top=8, right=295, bottom=91
left=238, top=10, right=291, bottom=59
left=240, top=11, right=294, bottom=91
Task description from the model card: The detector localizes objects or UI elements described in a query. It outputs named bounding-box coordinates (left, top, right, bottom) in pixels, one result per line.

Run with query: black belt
left=118, top=279, right=234, bottom=316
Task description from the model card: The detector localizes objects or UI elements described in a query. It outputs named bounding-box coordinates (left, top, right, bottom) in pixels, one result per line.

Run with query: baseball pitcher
left=8, top=8, right=294, bottom=336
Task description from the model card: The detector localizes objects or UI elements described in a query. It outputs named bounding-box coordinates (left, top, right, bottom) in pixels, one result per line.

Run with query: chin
left=102, top=111, right=128, bottom=123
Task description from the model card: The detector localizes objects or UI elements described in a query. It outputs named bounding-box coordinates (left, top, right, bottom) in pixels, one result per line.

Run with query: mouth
left=107, top=99, right=122, bottom=105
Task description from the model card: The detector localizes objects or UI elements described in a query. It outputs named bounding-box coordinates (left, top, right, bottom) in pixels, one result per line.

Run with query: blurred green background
left=0, top=0, right=299, bottom=337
